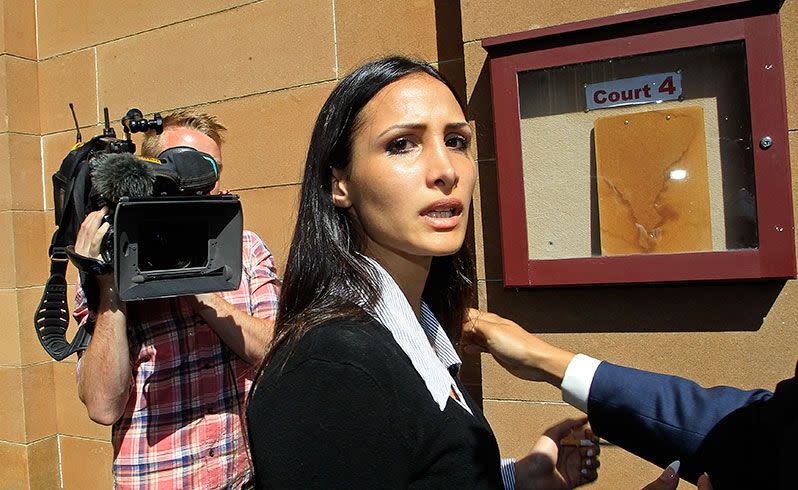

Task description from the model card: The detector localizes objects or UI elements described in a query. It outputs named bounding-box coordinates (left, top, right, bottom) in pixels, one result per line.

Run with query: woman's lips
left=421, top=198, right=463, bottom=229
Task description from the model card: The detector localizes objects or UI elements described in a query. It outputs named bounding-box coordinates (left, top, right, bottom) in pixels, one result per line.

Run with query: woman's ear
left=331, top=167, right=352, bottom=208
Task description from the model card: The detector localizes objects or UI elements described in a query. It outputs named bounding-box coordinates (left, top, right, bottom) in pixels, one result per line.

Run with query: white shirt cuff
left=560, top=354, right=602, bottom=413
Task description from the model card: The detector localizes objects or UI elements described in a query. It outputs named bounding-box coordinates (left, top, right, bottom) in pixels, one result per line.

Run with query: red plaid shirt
left=75, top=231, right=280, bottom=489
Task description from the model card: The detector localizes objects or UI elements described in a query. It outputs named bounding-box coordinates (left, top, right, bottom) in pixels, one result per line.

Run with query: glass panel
left=517, top=41, right=756, bottom=260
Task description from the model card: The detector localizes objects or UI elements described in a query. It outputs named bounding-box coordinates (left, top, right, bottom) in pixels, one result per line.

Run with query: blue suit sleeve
left=587, top=362, right=773, bottom=482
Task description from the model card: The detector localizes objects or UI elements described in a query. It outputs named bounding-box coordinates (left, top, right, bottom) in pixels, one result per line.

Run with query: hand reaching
left=462, top=308, right=575, bottom=386
left=516, top=417, right=600, bottom=489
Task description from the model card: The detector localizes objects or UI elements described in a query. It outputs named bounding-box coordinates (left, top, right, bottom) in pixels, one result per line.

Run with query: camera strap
left=34, top=140, right=99, bottom=361
left=34, top=245, right=93, bottom=361
left=65, top=245, right=113, bottom=276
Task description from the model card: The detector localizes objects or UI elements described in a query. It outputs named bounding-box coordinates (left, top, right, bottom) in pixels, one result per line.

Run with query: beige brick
left=36, top=0, right=250, bottom=58
left=12, top=211, right=49, bottom=288
left=19, top=286, right=55, bottom=366
left=483, top=399, right=582, bottom=458
left=96, top=0, right=336, bottom=123
left=483, top=400, right=694, bottom=489
left=0, top=366, right=25, bottom=442
left=482, top=355, right=563, bottom=402
left=783, top=0, right=798, bottom=130
left=2, top=55, right=39, bottom=134
left=463, top=41, right=493, bottom=161
left=38, top=49, right=98, bottom=134
left=0, top=57, right=5, bottom=134
left=60, top=435, right=114, bottom=490
left=21, top=362, right=57, bottom=442
left=6, top=133, right=44, bottom=211
left=53, top=361, right=110, bottom=440
left=461, top=0, right=691, bottom=42
left=0, top=0, right=36, bottom=60
left=204, top=82, right=334, bottom=191
left=335, top=0, right=439, bottom=75
left=0, top=134, right=12, bottom=211
left=0, top=439, right=28, bottom=488
left=0, top=212, right=17, bottom=288
left=477, top=278, right=488, bottom=310
left=2, top=0, right=37, bottom=59
left=0, top=289, right=22, bottom=366
left=27, top=436, right=61, bottom=490
left=238, top=185, right=301, bottom=277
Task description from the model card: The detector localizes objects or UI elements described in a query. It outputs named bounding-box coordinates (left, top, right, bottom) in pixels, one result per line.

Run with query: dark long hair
left=262, top=56, right=475, bottom=369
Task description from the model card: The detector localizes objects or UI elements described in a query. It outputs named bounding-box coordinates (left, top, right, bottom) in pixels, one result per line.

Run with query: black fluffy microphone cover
left=90, top=153, right=155, bottom=204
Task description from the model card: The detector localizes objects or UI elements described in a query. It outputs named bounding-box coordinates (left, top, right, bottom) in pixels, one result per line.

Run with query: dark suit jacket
left=587, top=361, right=798, bottom=489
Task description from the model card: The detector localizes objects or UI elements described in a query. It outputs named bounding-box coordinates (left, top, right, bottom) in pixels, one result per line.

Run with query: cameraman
left=72, top=111, right=280, bottom=488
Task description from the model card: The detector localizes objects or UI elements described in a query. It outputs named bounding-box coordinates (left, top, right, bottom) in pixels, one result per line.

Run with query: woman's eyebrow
left=377, top=121, right=470, bottom=138
left=377, top=123, right=425, bottom=138
left=446, top=122, right=470, bottom=131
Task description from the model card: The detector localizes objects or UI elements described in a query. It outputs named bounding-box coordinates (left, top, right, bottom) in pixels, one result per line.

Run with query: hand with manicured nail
left=641, top=461, right=713, bottom=490
left=641, top=461, right=680, bottom=490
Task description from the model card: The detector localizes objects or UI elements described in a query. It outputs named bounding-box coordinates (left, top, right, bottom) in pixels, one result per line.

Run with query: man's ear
left=331, top=168, right=351, bottom=208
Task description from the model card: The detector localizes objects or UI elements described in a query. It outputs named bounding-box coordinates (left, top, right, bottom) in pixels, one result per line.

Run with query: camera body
left=54, top=107, right=243, bottom=302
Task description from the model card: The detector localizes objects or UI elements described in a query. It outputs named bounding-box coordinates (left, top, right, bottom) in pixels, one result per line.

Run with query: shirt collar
left=363, top=258, right=464, bottom=412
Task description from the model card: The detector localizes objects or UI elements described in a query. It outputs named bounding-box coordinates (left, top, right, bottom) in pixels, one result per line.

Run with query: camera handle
left=122, top=109, right=163, bottom=136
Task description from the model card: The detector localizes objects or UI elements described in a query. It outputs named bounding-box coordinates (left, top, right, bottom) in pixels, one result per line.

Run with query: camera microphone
left=91, top=153, right=155, bottom=205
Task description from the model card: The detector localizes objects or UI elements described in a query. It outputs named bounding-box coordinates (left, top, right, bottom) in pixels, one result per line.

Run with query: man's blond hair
left=140, top=109, right=227, bottom=158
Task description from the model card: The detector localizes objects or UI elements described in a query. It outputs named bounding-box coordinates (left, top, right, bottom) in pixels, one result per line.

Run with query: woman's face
left=332, top=73, right=476, bottom=267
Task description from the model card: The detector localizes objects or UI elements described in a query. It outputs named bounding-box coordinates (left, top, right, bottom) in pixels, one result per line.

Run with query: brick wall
left=1, top=0, right=795, bottom=488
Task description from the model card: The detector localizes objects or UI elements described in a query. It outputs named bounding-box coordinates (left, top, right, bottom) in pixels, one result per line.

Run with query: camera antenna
left=102, top=107, right=116, bottom=138
left=68, top=103, right=82, bottom=143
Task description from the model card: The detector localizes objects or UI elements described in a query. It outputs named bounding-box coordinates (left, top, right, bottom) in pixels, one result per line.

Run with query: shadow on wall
left=483, top=279, right=784, bottom=334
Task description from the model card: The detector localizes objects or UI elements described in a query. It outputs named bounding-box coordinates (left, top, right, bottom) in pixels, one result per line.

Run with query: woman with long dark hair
left=246, top=56, right=598, bottom=488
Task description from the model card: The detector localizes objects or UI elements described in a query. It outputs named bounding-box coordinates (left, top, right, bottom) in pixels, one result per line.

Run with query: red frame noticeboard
left=483, top=0, right=795, bottom=287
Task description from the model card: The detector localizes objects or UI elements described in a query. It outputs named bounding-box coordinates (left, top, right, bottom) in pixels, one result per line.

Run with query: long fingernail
left=659, top=460, right=680, bottom=481
left=586, top=449, right=594, bottom=457
left=581, top=468, right=588, bottom=476
left=585, top=459, right=592, bottom=467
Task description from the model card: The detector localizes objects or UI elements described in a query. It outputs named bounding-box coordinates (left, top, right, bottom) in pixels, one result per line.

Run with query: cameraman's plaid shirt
left=74, top=230, right=280, bottom=489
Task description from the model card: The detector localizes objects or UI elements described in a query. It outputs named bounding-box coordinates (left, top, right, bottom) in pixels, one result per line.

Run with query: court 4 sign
left=585, top=72, right=682, bottom=111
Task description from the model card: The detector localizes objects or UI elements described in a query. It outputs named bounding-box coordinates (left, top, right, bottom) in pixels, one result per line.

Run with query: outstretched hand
left=516, top=417, right=600, bottom=489
left=462, top=308, right=574, bottom=386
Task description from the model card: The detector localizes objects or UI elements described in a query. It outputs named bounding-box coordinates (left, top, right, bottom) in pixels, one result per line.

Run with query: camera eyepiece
left=122, top=108, right=164, bottom=135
